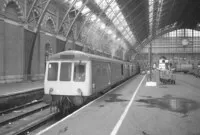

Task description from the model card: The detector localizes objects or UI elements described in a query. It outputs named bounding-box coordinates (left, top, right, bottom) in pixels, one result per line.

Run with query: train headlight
left=77, top=88, right=83, bottom=96
left=49, top=88, right=54, bottom=94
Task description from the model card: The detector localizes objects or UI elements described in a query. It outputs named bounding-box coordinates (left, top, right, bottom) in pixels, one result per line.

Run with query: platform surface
left=38, top=73, right=200, bottom=135
left=0, top=81, right=43, bottom=96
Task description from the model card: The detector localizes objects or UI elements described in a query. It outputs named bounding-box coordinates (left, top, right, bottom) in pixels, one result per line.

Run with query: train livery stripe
left=110, top=75, right=146, bottom=135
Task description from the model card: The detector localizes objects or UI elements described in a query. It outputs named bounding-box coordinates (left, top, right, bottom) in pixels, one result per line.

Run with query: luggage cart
left=159, top=70, right=176, bottom=84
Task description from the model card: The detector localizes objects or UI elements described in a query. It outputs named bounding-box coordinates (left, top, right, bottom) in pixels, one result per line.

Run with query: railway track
left=0, top=99, right=43, bottom=116
left=0, top=100, right=59, bottom=135
left=0, top=75, right=138, bottom=135
left=0, top=88, right=44, bottom=112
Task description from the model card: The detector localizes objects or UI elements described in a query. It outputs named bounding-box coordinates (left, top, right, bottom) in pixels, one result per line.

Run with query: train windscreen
left=60, top=62, right=72, bottom=81
left=74, top=63, right=85, bottom=82
left=47, top=63, right=58, bottom=81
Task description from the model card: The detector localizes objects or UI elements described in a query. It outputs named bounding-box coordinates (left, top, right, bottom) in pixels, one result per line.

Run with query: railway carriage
left=44, top=50, right=139, bottom=114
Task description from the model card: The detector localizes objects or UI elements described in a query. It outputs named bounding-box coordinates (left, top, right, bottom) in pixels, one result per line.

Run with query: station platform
left=0, top=81, right=43, bottom=97
left=38, top=73, right=200, bottom=135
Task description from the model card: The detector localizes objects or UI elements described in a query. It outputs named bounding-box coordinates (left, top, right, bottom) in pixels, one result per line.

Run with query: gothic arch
left=45, top=16, right=55, bottom=33
left=3, top=0, right=23, bottom=21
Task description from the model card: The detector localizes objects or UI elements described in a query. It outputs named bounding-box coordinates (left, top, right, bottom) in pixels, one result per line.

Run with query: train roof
left=48, top=50, right=132, bottom=64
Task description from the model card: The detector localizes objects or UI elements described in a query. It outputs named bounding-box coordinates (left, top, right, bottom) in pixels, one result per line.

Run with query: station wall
left=0, top=21, right=24, bottom=83
left=0, top=20, right=4, bottom=82
left=0, top=21, right=70, bottom=83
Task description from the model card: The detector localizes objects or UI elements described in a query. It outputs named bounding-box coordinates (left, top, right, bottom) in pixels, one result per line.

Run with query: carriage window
left=47, top=63, right=58, bottom=81
left=60, top=63, right=71, bottom=81
left=121, top=64, right=124, bottom=75
left=74, top=64, right=86, bottom=82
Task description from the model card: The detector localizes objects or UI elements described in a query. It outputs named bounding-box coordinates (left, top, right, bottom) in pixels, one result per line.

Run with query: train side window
left=121, top=64, right=124, bottom=75
left=47, top=63, right=58, bottom=81
left=74, top=63, right=86, bottom=82
left=60, top=62, right=71, bottom=81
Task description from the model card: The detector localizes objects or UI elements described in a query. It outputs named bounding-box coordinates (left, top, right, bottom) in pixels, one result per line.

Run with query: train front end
left=45, top=61, right=91, bottom=96
left=44, top=52, right=92, bottom=109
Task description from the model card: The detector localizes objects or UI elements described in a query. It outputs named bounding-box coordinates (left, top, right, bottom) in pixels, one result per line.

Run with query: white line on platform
left=37, top=75, right=142, bottom=135
left=110, top=75, right=146, bottom=135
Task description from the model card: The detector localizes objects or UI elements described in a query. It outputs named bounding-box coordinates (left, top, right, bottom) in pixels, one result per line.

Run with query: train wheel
left=70, top=96, right=85, bottom=106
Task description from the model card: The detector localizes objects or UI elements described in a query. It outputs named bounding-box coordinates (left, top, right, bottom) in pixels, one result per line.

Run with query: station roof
left=58, top=0, right=200, bottom=52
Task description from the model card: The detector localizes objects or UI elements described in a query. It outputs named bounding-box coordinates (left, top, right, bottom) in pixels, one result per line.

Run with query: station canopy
left=58, top=0, right=200, bottom=52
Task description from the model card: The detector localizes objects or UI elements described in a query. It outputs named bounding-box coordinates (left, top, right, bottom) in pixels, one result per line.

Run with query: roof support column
left=79, top=0, right=113, bottom=52
left=57, top=0, right=78, bottom=33
left=149, top=0, right=159, bottom=81
left=26, top=0, right=51, bottom=80
left=63, top=0, right=90, bottom=50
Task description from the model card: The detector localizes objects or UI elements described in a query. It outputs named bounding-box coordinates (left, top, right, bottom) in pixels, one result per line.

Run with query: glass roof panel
left=113, top=5, right=120, bottom=12
left=149, top=0, right=154, bottom=34
left=193, top=29, right=200, bottom=37
left=94, top=0, right=136, bottom=46
left=90, top=14, right=97, bottom=21
left=81, top=7, right=90, bottom=14
left=122, top=30, right=127, bottom=35
left=108, top=12, right=115, bottom=19
left=110, top=1, right=117, bottom=9
left=106, top=8, right=112, bottom=14
left=99, top=0, right=107, bottom=10
left=74, top=0, right=82, bottom=9
left=94, top=0, right=101, bottom=5
left=185, top=29, right=193, bottom=37
left=118, top=26, right=124, bottom=31
left=118, top=14, right=124, bottom=21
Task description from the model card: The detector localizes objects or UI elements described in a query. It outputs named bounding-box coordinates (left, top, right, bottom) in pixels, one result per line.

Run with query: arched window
left=45, top=43, right=52, bottom=69
left=5, top=1, right=22, bottom=21
left=46, top=18, right=55, bottom=33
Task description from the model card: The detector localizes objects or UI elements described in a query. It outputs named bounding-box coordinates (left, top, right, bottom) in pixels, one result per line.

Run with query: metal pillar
left=26, top=0, right=51, bottom=80
left=149, top=42, right=152, bottom=81
left=57, top=0, right=78, bottom=33
left=65, top=1, right=89, bottom=38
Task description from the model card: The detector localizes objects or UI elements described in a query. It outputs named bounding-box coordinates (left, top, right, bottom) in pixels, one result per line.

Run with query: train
left=44, top=50, right=139, bottom=114
left=175, top=63, right=193, bottom=73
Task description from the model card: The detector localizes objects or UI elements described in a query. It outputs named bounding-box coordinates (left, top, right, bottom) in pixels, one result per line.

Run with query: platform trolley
left=159, top=70, right=176, bottom=84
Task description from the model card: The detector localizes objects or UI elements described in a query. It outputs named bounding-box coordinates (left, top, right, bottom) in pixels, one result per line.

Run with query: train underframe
left=44, top=94, right=89, bottom=115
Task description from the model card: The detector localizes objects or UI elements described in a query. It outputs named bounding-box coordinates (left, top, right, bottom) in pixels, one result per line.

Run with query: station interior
left=0, top=0, right=200, bottom=135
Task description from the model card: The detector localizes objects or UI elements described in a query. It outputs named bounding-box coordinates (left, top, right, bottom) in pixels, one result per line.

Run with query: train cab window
left=60, top=63, right=71, bottom=81
left=47, top=63, right=58, bottom=81
left=74, top=63, right=86, bottom=82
